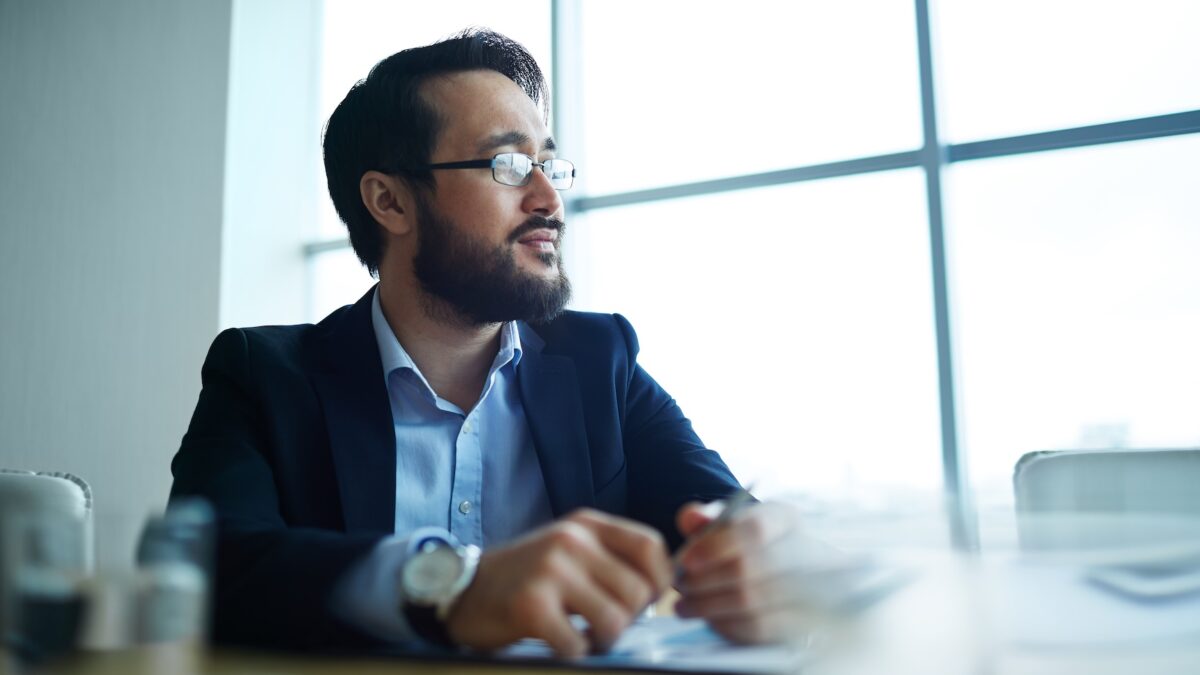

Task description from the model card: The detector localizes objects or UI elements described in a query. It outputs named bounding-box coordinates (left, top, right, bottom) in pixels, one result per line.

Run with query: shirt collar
left=370, top=287, right=523, bottom=383
left=498, top=320, right=523, bottom=369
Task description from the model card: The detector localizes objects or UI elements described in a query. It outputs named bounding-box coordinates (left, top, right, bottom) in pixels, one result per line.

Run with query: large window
left=309, top=1, right=1200, bottom=519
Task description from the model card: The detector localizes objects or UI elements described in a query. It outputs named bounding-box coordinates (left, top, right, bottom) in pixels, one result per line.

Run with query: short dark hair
left=322, top=29, right=549, bottom=276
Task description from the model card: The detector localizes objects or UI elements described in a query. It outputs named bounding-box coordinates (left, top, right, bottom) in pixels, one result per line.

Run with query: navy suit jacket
left=169, top=287, right=740, bottom=649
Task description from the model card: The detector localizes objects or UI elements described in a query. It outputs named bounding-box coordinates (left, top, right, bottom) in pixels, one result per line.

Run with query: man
left=171, top=29, right=803, bottom=656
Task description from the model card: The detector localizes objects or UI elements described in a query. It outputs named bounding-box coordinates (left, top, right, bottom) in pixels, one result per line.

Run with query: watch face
left=402, top=545, right=464, bottom=604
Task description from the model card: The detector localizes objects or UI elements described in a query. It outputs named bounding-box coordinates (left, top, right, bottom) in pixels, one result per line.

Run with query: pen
left=672, top=484, right=757, bottom=573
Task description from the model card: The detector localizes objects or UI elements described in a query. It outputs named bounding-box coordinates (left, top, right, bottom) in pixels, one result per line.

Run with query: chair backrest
left=0, top=470, right=94, bottom=642
left=1014, top=448, right=1200, bottom=514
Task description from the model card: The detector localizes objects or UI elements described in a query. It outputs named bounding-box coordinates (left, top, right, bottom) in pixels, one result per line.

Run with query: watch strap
left=402, top=601, right=456, bottom=648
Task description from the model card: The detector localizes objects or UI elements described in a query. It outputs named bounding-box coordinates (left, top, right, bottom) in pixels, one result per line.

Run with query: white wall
left=0, top=0, right=233, bottom=567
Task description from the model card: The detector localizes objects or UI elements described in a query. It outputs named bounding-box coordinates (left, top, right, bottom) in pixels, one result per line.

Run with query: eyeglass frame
left=407, top=152, right=576, bottom=190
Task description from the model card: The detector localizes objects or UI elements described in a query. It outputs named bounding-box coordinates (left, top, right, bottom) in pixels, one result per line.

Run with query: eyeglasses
left=415, top=152, right=576, bottom=190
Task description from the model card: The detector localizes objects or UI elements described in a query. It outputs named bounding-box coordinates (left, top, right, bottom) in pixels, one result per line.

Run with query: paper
left=497, top=616, right=812, bottom=673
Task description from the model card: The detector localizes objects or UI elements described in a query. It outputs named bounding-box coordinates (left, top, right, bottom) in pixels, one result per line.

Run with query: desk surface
left=25, top=646, right=642, bottom=675
left=23, top=641, right=1200, bottom=675
left=17, top=553, right=1200, bottom=675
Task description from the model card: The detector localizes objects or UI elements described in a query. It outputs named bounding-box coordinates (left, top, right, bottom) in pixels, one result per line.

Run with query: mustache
left=508, top=216, right=566, bottom=244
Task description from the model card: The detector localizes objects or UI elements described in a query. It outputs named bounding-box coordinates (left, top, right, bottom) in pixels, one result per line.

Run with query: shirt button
left=462, top=421, right=473, bottom=434
left=458, top=500, right=472, bottom=515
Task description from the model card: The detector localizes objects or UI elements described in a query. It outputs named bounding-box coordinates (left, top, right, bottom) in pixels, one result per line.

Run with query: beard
left=411, top=195, right=572, bottom=327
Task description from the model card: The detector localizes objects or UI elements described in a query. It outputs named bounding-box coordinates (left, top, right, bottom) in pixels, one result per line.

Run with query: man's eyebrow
left=477, top=131, right=530, bottom=155
left=476, top=131, right=558, bottom=155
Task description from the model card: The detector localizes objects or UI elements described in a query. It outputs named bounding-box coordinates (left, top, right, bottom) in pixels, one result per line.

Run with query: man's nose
left=522, top=166, right=564, bottom=216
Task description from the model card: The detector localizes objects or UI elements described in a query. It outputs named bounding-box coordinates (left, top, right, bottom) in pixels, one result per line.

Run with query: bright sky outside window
left=569, top=170, right=943, bottom=499
left=578, top=0, right=923, bottom=195
left=936, top=0, right=1200, bottom=141
left=946, top=135, right=1200, bottom=503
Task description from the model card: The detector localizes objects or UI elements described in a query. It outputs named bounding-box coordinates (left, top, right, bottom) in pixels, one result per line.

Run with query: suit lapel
left=310, top=287, right=396, bottom=535
left=517, top=323, right=595, bottom=515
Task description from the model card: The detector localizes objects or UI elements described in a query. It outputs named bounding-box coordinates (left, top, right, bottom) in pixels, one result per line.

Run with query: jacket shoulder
left=206, top=302, right=355, bottom=365
left=528, top=310, right=640, bottom=359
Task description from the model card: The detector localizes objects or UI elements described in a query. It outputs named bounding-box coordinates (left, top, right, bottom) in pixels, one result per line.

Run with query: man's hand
left=443, top=508, right=672, bottom=657
left=674, top=500, right=835, bottom=644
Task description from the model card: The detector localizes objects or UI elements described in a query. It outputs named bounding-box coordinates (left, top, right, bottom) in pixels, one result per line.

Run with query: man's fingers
left=675, top=500, right=723, bottom=537
left=570, top=509, right=672, bottom=592
left=678, top=567, right=852, bottom=620
left=558, top=565, right=635, bottom=653
left=677, top=548, right=768, bottom=596
left=520, top=590, right=589, bottom=658
left=544, top=517, right=660, bottom=613
left=446, top=512, right=676, bottom=655
left=676, top=575, right=773, bottom=620
left=677, top=502, right=796, bottom=574
left=582, top=544, right=657, bottom=614
left=706, top=609, right=802, bottom=645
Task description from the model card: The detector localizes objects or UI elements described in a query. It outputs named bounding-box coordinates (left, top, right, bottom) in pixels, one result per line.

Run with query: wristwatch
left=399, top=536, right=481, bottom=647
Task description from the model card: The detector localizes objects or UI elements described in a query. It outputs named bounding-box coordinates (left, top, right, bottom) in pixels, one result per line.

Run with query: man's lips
left=517, top=228, right=558, bottom=244
left=516, top=228, right=559, bottom=247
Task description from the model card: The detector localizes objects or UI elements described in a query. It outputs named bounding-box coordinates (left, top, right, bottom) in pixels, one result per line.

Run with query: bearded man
left=170, top=29, right=803, bottom=657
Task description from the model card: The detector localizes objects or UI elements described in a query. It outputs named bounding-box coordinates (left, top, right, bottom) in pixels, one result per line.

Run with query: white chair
left=0, top=470, right=94, bottom=644
left=1014, top=448, right=1200, bottom=515
left=1013, top=449, right=1200, bottom=553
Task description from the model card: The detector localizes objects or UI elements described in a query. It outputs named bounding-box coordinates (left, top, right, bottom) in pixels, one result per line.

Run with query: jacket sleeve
left=169, top=328, right=384, bottom=649
left=613, top=315, right=744, bottom=550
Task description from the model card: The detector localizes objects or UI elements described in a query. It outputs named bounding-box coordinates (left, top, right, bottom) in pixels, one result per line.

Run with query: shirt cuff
left=331, top=527, right=456, bottom=643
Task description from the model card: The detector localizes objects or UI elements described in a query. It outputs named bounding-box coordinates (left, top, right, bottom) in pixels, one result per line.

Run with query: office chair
left=1014, top=448, right=1200, bottom=514
left=1012, top=448, right=1200, bottom=551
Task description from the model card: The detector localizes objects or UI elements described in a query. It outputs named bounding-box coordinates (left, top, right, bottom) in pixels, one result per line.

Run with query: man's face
left=411, top=70, right=570, bottom=325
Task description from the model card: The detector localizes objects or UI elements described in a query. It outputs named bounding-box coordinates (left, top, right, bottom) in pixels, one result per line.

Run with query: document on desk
left=497, top=616, right=812, bottom=674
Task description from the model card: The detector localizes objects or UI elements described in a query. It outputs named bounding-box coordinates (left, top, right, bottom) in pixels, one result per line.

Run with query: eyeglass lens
left=493, top=153, right=573, bottom=190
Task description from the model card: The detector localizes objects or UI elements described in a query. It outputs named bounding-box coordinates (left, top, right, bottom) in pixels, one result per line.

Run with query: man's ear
left=359, top=171, right=416, bottom=237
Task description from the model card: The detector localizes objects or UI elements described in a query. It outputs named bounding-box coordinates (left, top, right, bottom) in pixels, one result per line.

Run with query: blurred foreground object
left=1, top=473, right=213, bottom=667
left=0, top=470, right=93, bottom=663
left=134, top=498, right=212, bottom=645
left=79, top=499, right=213, bottom=650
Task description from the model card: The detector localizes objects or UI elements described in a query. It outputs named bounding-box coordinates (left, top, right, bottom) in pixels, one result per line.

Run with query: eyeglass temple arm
left=418, top=159, right=495, bottom=170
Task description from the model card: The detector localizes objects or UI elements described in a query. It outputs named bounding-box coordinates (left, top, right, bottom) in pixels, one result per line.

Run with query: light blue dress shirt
left=333, top=289, right=555, bottom=640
